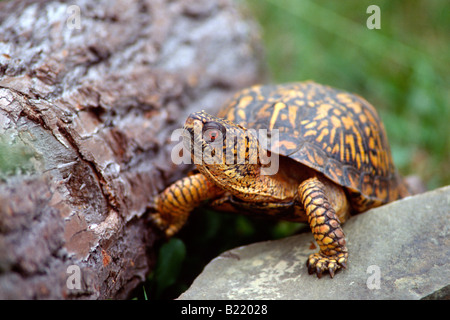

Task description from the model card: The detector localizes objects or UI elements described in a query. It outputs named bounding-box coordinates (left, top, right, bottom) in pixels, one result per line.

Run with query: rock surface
left=179, top=186, right=450, bottom=300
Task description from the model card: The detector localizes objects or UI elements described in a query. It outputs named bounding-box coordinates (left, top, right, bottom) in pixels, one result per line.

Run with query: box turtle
left=151, top=81, right=411, bottom=278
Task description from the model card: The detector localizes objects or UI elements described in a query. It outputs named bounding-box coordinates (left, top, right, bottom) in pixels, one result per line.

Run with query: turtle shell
left=217, top=81, right=409, bottom=209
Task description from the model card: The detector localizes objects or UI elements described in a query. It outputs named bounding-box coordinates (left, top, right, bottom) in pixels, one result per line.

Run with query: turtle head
left=183, top=111, right=263, bottom=196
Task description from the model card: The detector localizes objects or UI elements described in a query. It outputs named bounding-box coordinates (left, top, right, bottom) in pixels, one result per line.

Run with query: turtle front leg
left=298, top=177, right=349, bottom=278
left=151, top=173, right=224, bottom=237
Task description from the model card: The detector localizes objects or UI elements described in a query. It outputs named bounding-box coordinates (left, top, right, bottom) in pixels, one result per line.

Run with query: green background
left=246, top=0, right=449, bottom=189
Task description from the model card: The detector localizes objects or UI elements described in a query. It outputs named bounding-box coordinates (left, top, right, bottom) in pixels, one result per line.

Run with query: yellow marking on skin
left=269, top=102, right=286, bottom=130
left=317, top=119, right=328, bottom=130
left=237, top=109, right=246, bottom=121
left=273, top=140, right=298, bottom=150
left=339, top=133, right=345, bottom=161
left=304, top=196, right=313, bottom=207
left=191, top=178, right=203, bottom=194
left=316, top=128, right=329, bottom=143
left=347, top=171, right=356, bottom=186
left=173, top=187, right=184, bottom=203
left=256, top=104, right=272, bottom=121
left=331, top=143, right=339, bottom=155
left=316, top=216, right=326, bottom=225
left=326, top=169, right=338, bottom=183
left=295, top=90, right=304, bottom=98
left=329, top=220, right=339, bottom=229
left=364, top=108, right=377, bottom=129
left=226, top=110, right=235, bottom=122
left=356, top=134, right=365, bottom=164
left=182, top=187, right=193, bottom=204
left=306, top=151, right=316, bottom=164
left=330, top=115, right=341, bottom=128
left=345, top=149, right=351, bottom=162
left=376, top=184, right=388, bottom=200
left=337, top=93, right=353, bottom=104
left=345, top=134, right=356, bottom=161
left=370, top=153, right=378, bottom=168
left=166, top=192, right=178, bottom=206
left=368, top=137, right=375, bottom=149
left=288, top=105, right=298, bottom=127
left=304, top=130, right=316, bottom=137
left=305, top=121, right=317, bottom=129
left=329, top=127, right=337, bottom=145
left=314, top=150, right=325, bottom=166
left=362, top=178, right=373, bottom=196
left=189, top=182, right=200, bottom=201
left=314, top=104, right=333, bottom=120
left=356, top=153, right=361, bottom=169
left=359, top=113, right=367, bottom=123
left=313, top=193, right=324, bottom=205
left=347, top=102, right=362, bottom=114
left=319, top=225, right=330, bottom=235
left=237, top=95, right=253, bottom=109
left=341, top=115, right=353, bottom=130
left=315, top=207, right=326, bottom=217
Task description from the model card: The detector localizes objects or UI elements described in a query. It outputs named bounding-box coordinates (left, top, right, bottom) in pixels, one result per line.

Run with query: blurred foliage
left=145, top=0, right=449, bottom=299
left=140, top=209, right=306, bottom=299
left=244, top=0, right=449, bottom=189
left=0, top=134, right=36, bottom=180
left=147, top=238, right=186, bottom=299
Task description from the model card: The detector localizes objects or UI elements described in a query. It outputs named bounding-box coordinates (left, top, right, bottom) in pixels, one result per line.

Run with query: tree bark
left=0, top=0, right=264, bottom=299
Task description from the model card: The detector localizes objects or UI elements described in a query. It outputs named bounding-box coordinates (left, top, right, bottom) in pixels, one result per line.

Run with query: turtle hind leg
left=298, top=176, right=349, bottom=278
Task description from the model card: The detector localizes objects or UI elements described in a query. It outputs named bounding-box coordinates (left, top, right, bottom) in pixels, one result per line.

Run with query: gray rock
left=179, top=186, right=450, bottom=300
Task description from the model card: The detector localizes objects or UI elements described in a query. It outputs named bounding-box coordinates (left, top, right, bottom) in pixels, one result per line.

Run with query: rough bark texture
left=0, top=0, right=264, bottom=299
left=179, top=186, right=450, bottom=300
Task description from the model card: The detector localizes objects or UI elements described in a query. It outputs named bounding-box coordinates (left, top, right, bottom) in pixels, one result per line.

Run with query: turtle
left=150, top=81, right=411, bottom=278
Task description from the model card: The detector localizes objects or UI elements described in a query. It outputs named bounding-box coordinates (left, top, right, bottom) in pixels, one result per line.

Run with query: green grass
left=145, top=0, right=449, bottom=299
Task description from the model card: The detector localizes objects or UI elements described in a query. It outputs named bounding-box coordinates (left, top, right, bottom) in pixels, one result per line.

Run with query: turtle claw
left=306, top=252, right=348, bottom=278
left=316, top=267, right=324, bottom=279
left=328, top=264, right=336, bottom=278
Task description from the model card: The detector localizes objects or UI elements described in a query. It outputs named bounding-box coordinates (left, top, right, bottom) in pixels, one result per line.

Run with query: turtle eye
left=203, top=122, right=225, bottom=144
